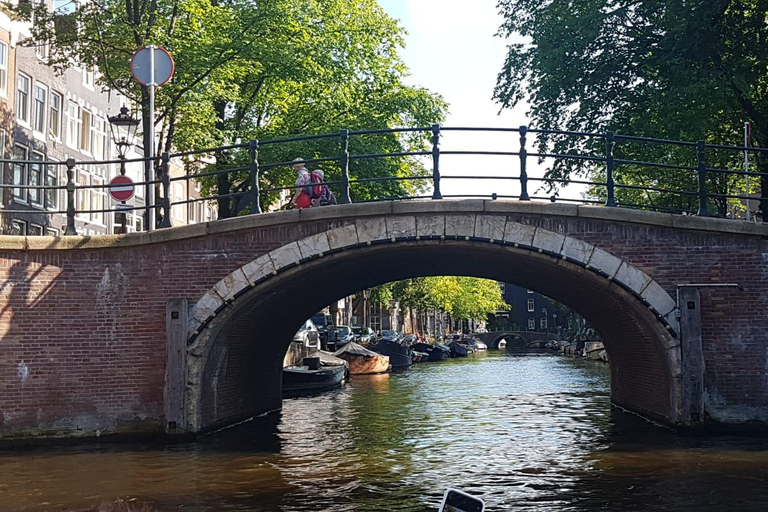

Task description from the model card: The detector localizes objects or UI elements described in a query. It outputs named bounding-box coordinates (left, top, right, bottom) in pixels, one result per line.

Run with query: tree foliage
left=494, top=0, right=768, bottom=216
left=12, top=0, right=446, bottom=217
left=371, top=277, right=509, bottom=322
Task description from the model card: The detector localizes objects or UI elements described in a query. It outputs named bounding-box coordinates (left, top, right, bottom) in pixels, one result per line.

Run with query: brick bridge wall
left=0, top=201, right=766, bottom=440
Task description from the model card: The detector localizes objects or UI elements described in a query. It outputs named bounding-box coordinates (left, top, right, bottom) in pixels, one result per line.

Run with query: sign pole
left=745, top=121, right=751, bottom=222
left=147, top=45, right=156, bottom=231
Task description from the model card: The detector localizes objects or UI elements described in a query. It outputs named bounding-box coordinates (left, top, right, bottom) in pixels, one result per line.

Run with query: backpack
left=310, top=171, right=324, bottom=199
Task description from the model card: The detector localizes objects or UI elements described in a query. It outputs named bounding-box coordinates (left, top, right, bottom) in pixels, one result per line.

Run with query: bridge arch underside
left=190, top=240, right=679, bottom=432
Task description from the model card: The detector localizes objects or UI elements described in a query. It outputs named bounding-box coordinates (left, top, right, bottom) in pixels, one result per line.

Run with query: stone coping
left=1, top=200, right=766, bottom=251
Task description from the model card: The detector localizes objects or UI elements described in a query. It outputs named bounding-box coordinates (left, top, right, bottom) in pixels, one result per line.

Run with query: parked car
left=311, top=311, right=334, bottom=350
left=380, top=330, right=402, bottom=343
left=332, top=325, right=355, bottom=349
left=293, top=319, right=320, bottom=349
left=352, top=326, right=375, bottom=344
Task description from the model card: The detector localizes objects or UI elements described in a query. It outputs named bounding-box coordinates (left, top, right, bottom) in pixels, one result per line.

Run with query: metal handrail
left=3, top=125, right=767, bottom=235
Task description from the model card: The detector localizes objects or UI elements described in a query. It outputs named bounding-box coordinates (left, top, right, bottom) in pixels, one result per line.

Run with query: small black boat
left=283, top=354, right=347, bottom=397
left=447, top=341, right=468, bottom=357
left=370, top=338, right=413, bottom=369
left=411, top=342, right=450, bottom=362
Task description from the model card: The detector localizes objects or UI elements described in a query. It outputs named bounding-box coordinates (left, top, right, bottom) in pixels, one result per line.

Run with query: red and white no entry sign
left=109, top=175, right=135, bottom=201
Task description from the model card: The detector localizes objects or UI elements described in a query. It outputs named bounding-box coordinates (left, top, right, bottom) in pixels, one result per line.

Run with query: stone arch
left=185, top=214, right=681, bottom=432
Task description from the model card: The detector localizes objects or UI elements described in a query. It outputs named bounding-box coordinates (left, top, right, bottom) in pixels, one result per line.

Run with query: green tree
left=14, top=0, right=446, bottom=218
left=494, top=0, right=768, bottom=216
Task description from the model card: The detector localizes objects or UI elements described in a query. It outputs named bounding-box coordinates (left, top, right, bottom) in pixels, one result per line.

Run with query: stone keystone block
left=503, top=221, right=536, bottom=246
left=474, top=215, right=506, bottom=240
left=615, top=261, right=652, bottom=294
left=327, top=224, right=359, bottom=249
left=587, top=247, right=622, bottom=276
left=213, top=268, right=250, bottom=303
left=356, top=218, right=388, bottom=244
left=561, top=236, right=595, bottom=263
left=417, top=215, right=445, bottom=237
left=193, top=291, right=224, bottom=323
left=445, top=215, right=476, bottom=237
left=387, top=216, right=417, bottom=238
left=270, top=242, right=303, bottom=269
left=241, top=254, right=275, bottom=284
left=298, top=232, right=331, bottom=259
left=641, top=280, right=677, bottom=317
left=532, top=229, right=565, bottom=254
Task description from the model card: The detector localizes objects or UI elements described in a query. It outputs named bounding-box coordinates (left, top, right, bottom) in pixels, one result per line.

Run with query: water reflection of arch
left=185, top=214, right=680, bottom=433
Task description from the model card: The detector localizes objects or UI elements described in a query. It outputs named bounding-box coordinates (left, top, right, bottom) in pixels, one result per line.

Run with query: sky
left=377, top=0, right=542, bottom=199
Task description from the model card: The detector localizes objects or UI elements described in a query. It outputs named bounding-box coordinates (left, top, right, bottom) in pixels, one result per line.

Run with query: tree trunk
left=213, top=100, right=232, bottom=219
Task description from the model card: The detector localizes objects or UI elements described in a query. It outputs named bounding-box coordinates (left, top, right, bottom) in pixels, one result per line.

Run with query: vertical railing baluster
left=519, top=125, right=529, bottom=201
left=159, top=152, right=172, bottom=228
left=249, top=139, right=261, bottom=214
left=340, top=129, right=351, bottom=204
left=431, top=124, right=442, bottom=199
left=64, top=158, right=77, bottom=235
left=696, top=140, right=709, bottom=216
left=605, top=132, right=616, bottom=207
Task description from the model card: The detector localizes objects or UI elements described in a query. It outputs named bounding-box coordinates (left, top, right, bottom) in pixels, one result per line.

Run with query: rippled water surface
left=2, top=351, right=768, bottom=511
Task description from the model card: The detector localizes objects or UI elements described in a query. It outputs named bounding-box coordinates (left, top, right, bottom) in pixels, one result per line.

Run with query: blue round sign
left=130, top=46, right=175, bottom=87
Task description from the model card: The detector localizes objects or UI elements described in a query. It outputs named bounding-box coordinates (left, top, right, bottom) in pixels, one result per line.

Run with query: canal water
left=2, top=351, right=768, bottom=511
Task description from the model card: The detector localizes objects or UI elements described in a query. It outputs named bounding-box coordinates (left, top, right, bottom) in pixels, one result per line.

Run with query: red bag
left=295, top=192, right=312, bottom=209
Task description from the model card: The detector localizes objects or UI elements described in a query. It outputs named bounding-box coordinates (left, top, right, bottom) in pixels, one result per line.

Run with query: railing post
left=64, top=158, right=77, bottom=235
left=159, top=152, right=172, bottom=228
left=605, top=132, right=616, bottom=207
left=696, top=140, right=709, bottom=216
left=249, top=139, right=261, bottom=214
left=340, top=129, right=351, bottom=204
left=431, top=123, right=442, bottom=199
left=519, top=125, right=529, bottom=201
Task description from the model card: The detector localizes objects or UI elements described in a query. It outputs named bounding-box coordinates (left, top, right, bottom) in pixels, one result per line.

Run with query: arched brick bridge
left=1, top=200, right=767, bottom=440
left=476, top=331, right=561, bottom=349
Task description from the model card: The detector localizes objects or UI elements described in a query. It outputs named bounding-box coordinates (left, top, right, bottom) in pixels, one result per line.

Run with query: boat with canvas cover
left=333, top=342, right=390, bottom=375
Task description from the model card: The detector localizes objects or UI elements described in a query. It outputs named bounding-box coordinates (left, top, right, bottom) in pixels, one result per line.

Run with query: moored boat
left=411, top=342, right=450, bottom=362
left=369, top=338, right=413, bottom=369
left=447, top=340, right=468, bottom=357
left=333, top=342, right=390, bottom=375
left=283, top=356, right=347, bottom=397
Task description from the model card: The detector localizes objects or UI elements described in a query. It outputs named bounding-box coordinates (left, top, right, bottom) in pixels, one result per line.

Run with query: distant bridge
left=476, top=331, right=560, bottom=349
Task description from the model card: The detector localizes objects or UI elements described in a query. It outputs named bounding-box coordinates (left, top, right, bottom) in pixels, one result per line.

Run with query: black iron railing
left=1, top=125, right=766, bottom=235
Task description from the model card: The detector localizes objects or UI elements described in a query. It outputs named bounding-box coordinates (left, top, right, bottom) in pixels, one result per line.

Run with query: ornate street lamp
left=108, top=106, right=140, bottom=172
left=108, top=106, right=140, bottom=233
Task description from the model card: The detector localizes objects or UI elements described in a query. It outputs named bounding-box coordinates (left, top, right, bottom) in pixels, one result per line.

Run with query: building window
left=36, top=41, right=49, bottom=61
left=10, top=219, right=27, bottom=235
left=33, top=83, right=47, bottom=134
left=91, top=117, right=106, bottom=159
left=528, top=317, right=535, bottom=330
left=499, top=282, right=505, bottom=294
left=79, top=108, right=92, bottom=153
left=76, top=169, right=88, bottom=215
left=46, top=227, right=59, bottom=236
left=0, top=42, right=8, bottom=97
left=83, top=68, right=94, bottom=89
left=66, top=101, right=79, bottom=148
left=45, top=162, right=58, bottom=209
left=527, top=298, right=535, bottom=312
left=91, top=172, right=105, bottom=225
left=49, top=92, right=62, bottom=139
left=12, top=144, right=27, bottom=202
left=172, top=181, right=185, bottom=221
left=28, top=224, right=43, bottom=236
left=540, top=316, right=548, bottom=330
left=29, top=151, right=44, bottom=206
left=17, top=73, right=31, bottom=124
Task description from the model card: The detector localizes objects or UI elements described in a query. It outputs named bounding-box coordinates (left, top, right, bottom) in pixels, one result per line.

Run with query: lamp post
left=108, top=106, right=140, bottom=234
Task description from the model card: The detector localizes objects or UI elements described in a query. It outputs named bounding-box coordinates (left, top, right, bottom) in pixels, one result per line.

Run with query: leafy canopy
left=494, top=0, right=768, bottom=216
